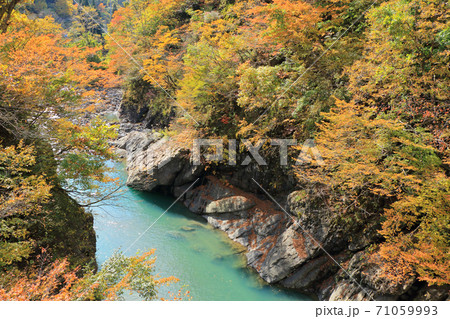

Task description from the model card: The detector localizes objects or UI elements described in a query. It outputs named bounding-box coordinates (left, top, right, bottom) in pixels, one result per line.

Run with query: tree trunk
left=0, top=0, right=22, bottom=33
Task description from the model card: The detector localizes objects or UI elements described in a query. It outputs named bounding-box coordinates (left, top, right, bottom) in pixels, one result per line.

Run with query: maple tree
left=0, top=1, right=185, bottom=302
left=0, top=0, right=23, bottom=33
left=296, top=99, right=449, bottom=286
left=0, top=11, right=119, bottom=200
left=142, top=25, right=182, bottom=91
left=0, top=6, right=118, bottom=274
left=1, top=0, right=448, bottom=299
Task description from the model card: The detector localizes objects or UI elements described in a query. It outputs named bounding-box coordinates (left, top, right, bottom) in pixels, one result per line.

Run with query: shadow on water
left=92, top=161, right=310, bottom=301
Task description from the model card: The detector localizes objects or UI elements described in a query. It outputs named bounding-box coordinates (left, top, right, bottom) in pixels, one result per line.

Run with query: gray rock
left=258, top=226, right=316, bottom=283
left=229, top=225, right=252, bottom=240
left=182, top=179, right=235, bottom=213
left=173, top=184, right=191, bottom=198
left=346, top=251, right=416, bottom=296
left=112, top=130, right=162, bottom=151
left=281, top=254, right=349, bottom=290
left=115, top=148, right=127, bottom=159
left=287, top=190, right=347, bottom=254
left=113, top=135, right=129, bottom=149
left=281, top=255, right=330, bottom=289
left=126, top=137, right=188, bottom=191
left=126, top=131, right=162, bottom=153
left=174, top=161, right=204, bottom=186
left=255, top=213, right=283, bottom=237
left=204, top=196, right=255, bottom=214
left=329, top=281, right=371, bottom=301
left=246, top=250, right=264, bottom=265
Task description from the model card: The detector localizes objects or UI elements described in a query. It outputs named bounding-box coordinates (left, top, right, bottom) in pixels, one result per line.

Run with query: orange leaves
left=302, top=99, right=450, bottom=286
left=153, top=25, right=180, bottom=51
left=164, top=287, right=192, bottom=301
left=109, top=7, right=129, bottom=28
left=142, top=26, right=182, bottom=90
left=0, top=13, right=116, bottom=114
left=249, top=0, right=323, bottom=47
left=0, top=256, right=88, bottom=301
left=0, top=249, right=182, bottom=301
left=107, top=0, right=188, bottom=78
left=377, top=206, right=450, bottom=287
left=372, top=242, right=416, bottom=288
left=107, top=7, right=137, bottom=75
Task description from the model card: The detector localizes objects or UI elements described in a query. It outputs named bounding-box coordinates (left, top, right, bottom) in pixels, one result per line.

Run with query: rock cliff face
left=114, top=124, right=449, bottom=301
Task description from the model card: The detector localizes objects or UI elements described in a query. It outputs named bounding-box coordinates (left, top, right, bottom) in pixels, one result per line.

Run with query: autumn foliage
left=107, top=0, right=450, bottom=289
left=296, top=99, right=450, bottom=286
left=0, top=142, right=52, bottom=267
left=0, top=0, right=449, bottom=299
left=0, top=249, right=181, bottom=301
left=1, top=6, right=127, bottom=300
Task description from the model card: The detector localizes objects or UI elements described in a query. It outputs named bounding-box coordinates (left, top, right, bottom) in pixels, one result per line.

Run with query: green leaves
left=0, top=142, right=52, bottom=268
left=83, top=250, right=178, bottom=301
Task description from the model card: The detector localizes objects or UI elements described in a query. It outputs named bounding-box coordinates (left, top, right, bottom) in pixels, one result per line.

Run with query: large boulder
left=174, top=161, right=205, bottom=186
left=328, top=280, right=372, bottom=301
left=126, top=137, right=196, bottom=191
left=204, top=196, right=255, bottom=214
left=347, top=251, right=416, bottom=297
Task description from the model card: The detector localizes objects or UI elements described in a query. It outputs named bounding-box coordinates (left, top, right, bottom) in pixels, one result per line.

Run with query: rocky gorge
left=102, top=89, right=449, bottom=302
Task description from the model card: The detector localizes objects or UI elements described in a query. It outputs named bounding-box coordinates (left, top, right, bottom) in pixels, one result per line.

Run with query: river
left=92, top=162, right=309, bottom=300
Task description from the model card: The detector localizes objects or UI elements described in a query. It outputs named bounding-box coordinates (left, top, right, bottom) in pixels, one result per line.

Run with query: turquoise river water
left=92, top=163, right=308, bottom=301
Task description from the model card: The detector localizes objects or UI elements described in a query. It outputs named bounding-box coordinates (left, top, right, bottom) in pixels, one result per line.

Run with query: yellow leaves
left=0, top=141, right=52, bottom=211
left=309, top=99, right=449, bottom=286
left=0, top=140, right=35, bottom=174
left=154, top=25, right=180, bottom=50
left=7, top=12, right=62, bottom=35
left=141, top=26, right=182, bottom=90
left=377, top=177, right=450, bottom=286
left=53, top=117, right=117, bottom=156
left=347, top=0, right=450, bottom=156
left=0, top=141, right=52, bottom=267
left=236, top=119, right=271, bottom=141
left=0, top=12, right=118, bottom=116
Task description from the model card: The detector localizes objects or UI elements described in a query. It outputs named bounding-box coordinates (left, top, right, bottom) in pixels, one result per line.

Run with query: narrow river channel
left=92, top=162, right=309, bottom=301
